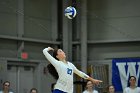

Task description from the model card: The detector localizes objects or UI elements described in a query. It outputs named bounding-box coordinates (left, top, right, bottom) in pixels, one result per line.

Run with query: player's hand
left=92, top=79, right=103, bottom=85
left=48, top=47, right=54, bottom=51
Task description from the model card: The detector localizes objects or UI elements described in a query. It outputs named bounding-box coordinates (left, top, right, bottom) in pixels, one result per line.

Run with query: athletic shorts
left=52, top=89, right=67, bottom=93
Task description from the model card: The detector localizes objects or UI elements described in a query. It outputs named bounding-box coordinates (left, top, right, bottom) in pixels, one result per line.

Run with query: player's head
left=86, top=80, right=94, bottom=90
left=129, top=76, right=136, bottom=86
left=3, top=81, right=10, bottom=90
left=53, top=48, right=66, bottom=61
left=30, top=88, right=38, bottom=93
left=108, top=85, right=115, bottom=93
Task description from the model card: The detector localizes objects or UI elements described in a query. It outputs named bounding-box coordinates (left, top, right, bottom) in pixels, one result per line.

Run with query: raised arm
left=43, top=47, right=59, bottom=66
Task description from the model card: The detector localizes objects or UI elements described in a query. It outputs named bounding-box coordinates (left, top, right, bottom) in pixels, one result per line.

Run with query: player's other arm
left=72, top=64, right=102, bottom=85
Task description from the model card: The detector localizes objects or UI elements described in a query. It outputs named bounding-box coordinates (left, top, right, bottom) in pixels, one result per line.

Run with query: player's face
left=56, top=49, right=66, bottom=60
left=129, top=77, right=136, bottom=86
left=31, top=90, right=37, bottom=93
left=109, top=86, right=115, bottom=93
left=4, top=82, right=10, bottom=90
left=86, top=81, right=93, bottom=89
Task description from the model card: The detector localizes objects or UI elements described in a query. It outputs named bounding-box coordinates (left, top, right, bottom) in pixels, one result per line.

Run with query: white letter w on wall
left=116, top=62, right=140, bottom=90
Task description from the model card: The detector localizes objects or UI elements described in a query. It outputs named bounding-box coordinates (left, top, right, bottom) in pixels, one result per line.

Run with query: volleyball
left=64, top=6, right=77, bottom=19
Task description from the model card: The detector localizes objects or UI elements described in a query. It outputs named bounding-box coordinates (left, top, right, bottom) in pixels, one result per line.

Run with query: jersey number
left=67, top=68, right=72, bottom=75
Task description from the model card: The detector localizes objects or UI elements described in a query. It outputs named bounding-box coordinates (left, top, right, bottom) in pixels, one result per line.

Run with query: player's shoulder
left=82, top=90, right=87, bottom=93
left=124, top=87, right=130, bottom=91
left=137, top=86, right=140, bottom=90
left=9, top=92, right=14, bottom=93
left=67, top=61, right=74, bottom=66
left=67, top=61, right=72, bottom=64
left=0, top=91, right=13, bottom=93
left=93, top=90, right=99, bottom=93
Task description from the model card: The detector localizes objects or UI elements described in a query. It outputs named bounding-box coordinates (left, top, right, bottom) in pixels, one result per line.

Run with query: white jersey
left=83, top=90, right=98, bottom=93
left=0, top=91, right=13, bottom=93
left=123, top=87, right=140, bottom=93
left=43, top=48, right=89, bottom=93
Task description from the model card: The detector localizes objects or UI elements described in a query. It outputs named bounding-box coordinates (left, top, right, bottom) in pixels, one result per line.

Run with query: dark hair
left=107, top=85, right=115, bottom=92
left=129, top=76, right=136, bottom=81
left=47, top=49, right=59, bottom=79
left=127, top=76, right=136, bottom=87
left=51, top=83, right=56, bottom=92
left=3, top=81, right=10, bottom=86
left=84, top=80, right=93, bottom=89
left=30, top=88, right=38, bottom=93
left=2, top=81, right=10, bottom=90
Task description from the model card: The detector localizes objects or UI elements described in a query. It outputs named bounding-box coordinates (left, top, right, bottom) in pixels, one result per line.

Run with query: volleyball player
left=43, top=47, right=102, bottom=93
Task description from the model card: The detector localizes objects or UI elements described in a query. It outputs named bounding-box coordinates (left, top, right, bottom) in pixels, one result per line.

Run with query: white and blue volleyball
left=64, top=6, right=77, bottom=19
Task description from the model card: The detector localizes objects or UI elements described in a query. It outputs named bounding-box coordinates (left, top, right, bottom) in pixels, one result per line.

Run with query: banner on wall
left=112, top=58, right=140, bottom=91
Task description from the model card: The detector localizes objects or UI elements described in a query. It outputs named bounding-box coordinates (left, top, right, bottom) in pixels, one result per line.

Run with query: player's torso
left=55, top=62, right=74, bottom=92
left=57, top=62, right=73, bottom=77
left=126, top=87, right=140, bottom=93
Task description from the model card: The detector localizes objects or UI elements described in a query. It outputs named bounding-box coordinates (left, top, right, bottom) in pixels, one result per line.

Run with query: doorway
left=7, top=62, right=38, bottom=93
